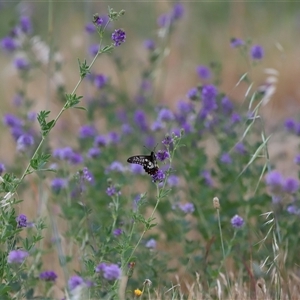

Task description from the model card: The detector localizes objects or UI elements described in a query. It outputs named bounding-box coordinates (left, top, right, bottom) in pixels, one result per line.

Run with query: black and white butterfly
left=127, top=151, right=159, bottom=175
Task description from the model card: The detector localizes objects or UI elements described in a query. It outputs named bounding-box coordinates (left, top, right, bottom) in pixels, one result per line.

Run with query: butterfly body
left=127, top=151, right=159, bottom=175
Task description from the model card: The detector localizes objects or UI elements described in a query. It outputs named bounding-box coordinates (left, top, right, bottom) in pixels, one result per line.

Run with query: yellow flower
left=134, top=289, right=143, bottom=297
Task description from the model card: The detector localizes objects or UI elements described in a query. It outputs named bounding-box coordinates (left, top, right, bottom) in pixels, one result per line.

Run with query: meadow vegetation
left=0, top=2, right=300, bottom=300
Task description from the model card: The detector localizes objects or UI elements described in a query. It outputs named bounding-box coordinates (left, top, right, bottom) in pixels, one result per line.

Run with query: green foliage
left=0, top=3, right=298, bottom=300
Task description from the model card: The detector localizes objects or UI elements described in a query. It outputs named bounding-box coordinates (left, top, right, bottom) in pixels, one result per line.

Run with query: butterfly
left=127, top=151, right=159, bottom=175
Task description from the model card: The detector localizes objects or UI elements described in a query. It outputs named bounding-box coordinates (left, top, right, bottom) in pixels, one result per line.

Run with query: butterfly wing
left=127, top=151, right=158, bottom=175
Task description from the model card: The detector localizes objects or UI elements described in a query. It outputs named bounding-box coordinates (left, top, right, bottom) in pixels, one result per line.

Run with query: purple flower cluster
left=152, top=169, right=165, bottom=183
left=111, top=29, right=126, bottom=47
left=230, top=38, right=245, bottom=48
left=82, top=167, right=94, bottom=183
left=39, top=270, right=57, bottom=282
left=94, top=74, right=108, bottom=89
left=179, top=202, right=195, bottom=214
left=8, top=249, right=28, bottom=264
left=16, top=214, right=27, bottom=228
left=106, top=185, right=120, bottom=197
left=53, top=147, right=83, bottom=165
left=51, top=178, right=68, bottom=193
left=250, top=45, right=264, bottom=60
left=68, top=275, right=84, bottom=290
left=156, top=150, right=170, bottom=161
left=197, top=65, right=211, bottom=80
left=145, top=238, right=156, bottom=249
left=3, top=113, right=36, bottom=150
left=231, top=215, right=244, bottom=229
left=79, top=125, right=97, bottom=139
left=201, top=170, right=214, bottom=187
left=265, top=170, right=299, bottom=195
left=95, top=262, right=121, bottom=280
left=284, top=118, right=300, bottom=136
left=157, top=3, right=184, bottom=27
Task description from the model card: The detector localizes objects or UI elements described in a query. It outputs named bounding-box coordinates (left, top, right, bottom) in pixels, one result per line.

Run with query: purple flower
left=179, top=202, right=195, bottom=214
left=221, top=96, right=233, bottom=115
left=158, top=108, right=174, bottom=122
left=187, top=87, right=199, bottom=100
left=27, top=111, right=36, bottom=121
left=265, top=170, right=284, bottom=194
left=39, top=270, right=57, bottom=282
left=13, top=93, right=23, bottom=106
left=283, top=177, right=299, bottom=194
left=8, top=249, right=28, bottom=264
left=107, top=161, right=125, bottom=173
left=152, top=169, right=165, bottom=183
left=14, top=57, right=30, bottom=70
left=196, top=65, right=211, bottom=80
left=134, top=110, right=148, bottom=131
left=69, top=152, right=83, bottom=165
left=143, top=39, right=155, bottom=50
left=167, top=175, right=179, bottom=187
left=295, top=123, right=300, bottom=136
left=177, top=100, right=194, bottom=114
left=181, top=122, right=192, bottom=134
left=93, top=15, right=104, bottom=26
left=0, top=163, right=5, bottom=175
left=113, top=228, right=122, bottom=236
left=202, top=84, right=218, bottom=111
left=83, top=167, right=94, bottom=183
left=151, top=120, right=164, bottom=131
left=156, top=150, right=169, bottom=161
left=68, top=275, right=84, bottom=290
left=130, top=164, right=143, bottom=174
left=17, top=133, right=34, bottom=151
left=231, top=113, right=241, bottom=124
left=172, top=3, right=184, bottom=20
left=108, top=131, right=120, bottom=144
left=284, top=118, right=296, bottom=132
left=231, top=215, right=244, bottom=229
left=250, top=45, right=264, bottom=60
left=20, top=16, right=32, bottom=34
left=53, top=147, right=74, bottom=160
left=235, top=142, right=247, bottom=155
left=145, top=238, right=156, bottom=249
left=88, top=147, right=101, bottom=158
left=294, top=155, right=300, bottom=164
left=94, top=135, right=107, bottom=147
left=1, top=36, right=18, bottom=52
left=162, top=135, right=173, bottom=146
left=287, top=205, right=300, bottom=215
left=111, top=29, right=126, bottom=47
left=220, top=153, right=232, bottom=164
left=230, top=38, right=244, bottom=48
left=201, top=170, right=214, bottom=187
left=89, top=44, right=99, bottom=56
left=95, top=263, right=121, bottom=280
left=3, top=114, right=23, bottom=128
left=11, top=127, right=24, bottom=140
left=157, top=14, right=170, bottom=27
left=121, top=124, right=132, bottom=135
left=79, top=125, right=97, bottom=139
left=85, top=22, right=96, bottom=34
left=94, top=74, right=108, bottom=89
left=51, top=178, right=67, bottom=193
left=106, top=186, right=117, bottom=197
left=16, top=214, right=27, bottom=228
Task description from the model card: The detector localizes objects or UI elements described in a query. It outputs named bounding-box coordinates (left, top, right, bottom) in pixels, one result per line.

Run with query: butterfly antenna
left=143, top=143, right=159, bottom=153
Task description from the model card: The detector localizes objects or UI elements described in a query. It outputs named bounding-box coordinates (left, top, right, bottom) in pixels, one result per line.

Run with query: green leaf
left=73, top=106, right=87, bottom=111
left=78, top=59, right=90, bottom=78
left=65, top=94, right=83, bottom=109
